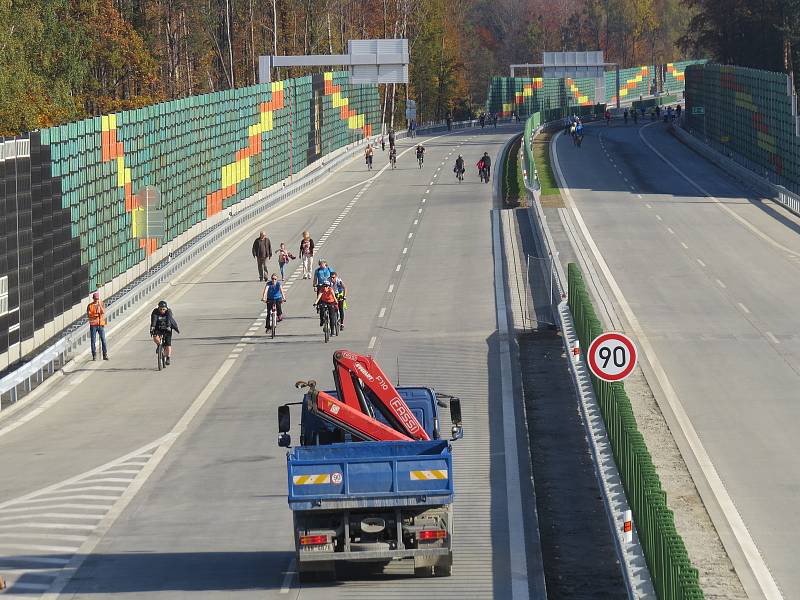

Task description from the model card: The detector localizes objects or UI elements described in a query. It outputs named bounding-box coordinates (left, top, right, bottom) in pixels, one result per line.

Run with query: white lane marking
left=426, top=189, right=430, bottom=193
left=9, top=582, right=51, bottom=591
left=395, top=264, right=402, bottom=272
left=766, top=332, right=780, bottom=344
left=421, top=198, right=426, bottom=203
left=402, top=248, right=408, bottom=254
left=667, top=227, right=675, bottom=235
left=378, top=308, right=386, bottom=318
left=681, top=242, right=689, bottom=249
left=716, top=279, right=727, bottom=289
left=655, top=214, right=662, bottom=221
left=645, top=203, right=652, bottom=209
left=413, top=219, right=418, bottom=225
left=41, top=363, right=242, bottom=598
left=0, top=513, right=104, bottom=523
left=0, top=543, right=78, bottom=553
left=368, top=336, right=376, bottom=349
left=418, top=208, right=423, bottom=214
left=491, top=211, right=531, bottom=599
left=738, top=302, right=751, bottom=314
left=640, top=122, right=800, bottom=262
left=0, top=532, right=88, bottom=542
left=697, top=258, right=707, bottom=267
left=387, top=284, right=394, bottom=293
left=637, top=194, right=643, bottom=199
left=554, top=130, right=786, bottom=600
left=408, top=232, right=413, bottom=239
left=280, top=558, right=297, bottom=594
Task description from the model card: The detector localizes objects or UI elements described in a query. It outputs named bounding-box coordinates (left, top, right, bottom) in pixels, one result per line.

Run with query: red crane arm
left=308, top=389, right=413, bottom=442
left=332, top=350, right=430, bottom=441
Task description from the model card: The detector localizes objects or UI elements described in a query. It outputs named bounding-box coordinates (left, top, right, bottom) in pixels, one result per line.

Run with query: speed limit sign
left=587, top=332, right=638, bottom=382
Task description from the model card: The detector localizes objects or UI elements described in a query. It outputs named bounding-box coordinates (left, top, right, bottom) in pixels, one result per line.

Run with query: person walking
left=87, top=292, right=109, bottom=361
left=252, top=231, right=272, bottom=281
left=299, top=231, right=315, bottom=279
left=277, top=243, right=296, bottom=280
left=380, top=133, right=386, bottom=151
left=365, top=144, right=374, bottom=170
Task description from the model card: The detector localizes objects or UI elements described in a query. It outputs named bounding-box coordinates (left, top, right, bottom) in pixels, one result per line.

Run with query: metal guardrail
left=0, top=117, right=483, bottom=410
left=675, top=124, right=800, bottom=215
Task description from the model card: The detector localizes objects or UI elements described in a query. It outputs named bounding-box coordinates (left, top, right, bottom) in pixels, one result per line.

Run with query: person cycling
left=261, top=272, right=287, bottom=332
left=365, top=144, right=374, bottom=170
left=389, top=146, right=397, bottom=168
left=623, top=108, right=629, bottom=124
left=329, top=272, right=348, bottom=330
left=150, top=300, right=180, bottom=366
left=313, top=259, right=332, bottom=292
left=574, top=120, right=584, bottom=146
left=477, top=152, right=491, bottom=182
left=454, top=154, right=465, bottom=179
left=314, top=280, right=339, bottom=334
left=416, top=144, right=425, bottom=168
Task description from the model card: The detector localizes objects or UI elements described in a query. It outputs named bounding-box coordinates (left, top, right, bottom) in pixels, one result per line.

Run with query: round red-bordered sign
left=587, top=332, right=637, bottom=382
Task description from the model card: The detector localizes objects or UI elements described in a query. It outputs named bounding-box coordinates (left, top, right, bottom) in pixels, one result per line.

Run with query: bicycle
left=154, top=333, right=166, bottom=371
left=317, top=303, right=339, bottom=343
left=267, top=301, right=280, bottom=339
left=417, top=155, right=424, bottom=169
left=390, top=153, right=397, bottom=169
left=455, top=167, right=464, bottom=182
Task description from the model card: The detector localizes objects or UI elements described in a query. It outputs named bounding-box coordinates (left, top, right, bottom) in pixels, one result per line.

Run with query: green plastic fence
left=487, top=77, right=596, bottom=118
left=36, top=72, right=379, bottom=291
left=567, top=263, right=704, bottom=600
left=685, top=63, right=800, bottom=194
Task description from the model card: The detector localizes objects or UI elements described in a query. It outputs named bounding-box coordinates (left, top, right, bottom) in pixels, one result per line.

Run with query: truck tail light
left=300, top=535, right=329, bottom=546
left=418, top=529, right=447, bottom=541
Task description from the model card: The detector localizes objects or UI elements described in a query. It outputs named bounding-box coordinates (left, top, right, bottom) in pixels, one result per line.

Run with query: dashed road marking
left=645, top=203, right=652, bottom=209
left=766, top=331, right=780, bottom=344
left=697, top=258, right=707, bottom=267
left=667, top=227, right=675, bottom=235
left=738, top=302, right=751, bottom=314
left=655, top=214, right=662, bottom=221
left=378, top=307, right=386, bottom=318
left=681, top=242, right=689, bottom=249
left=402, top=248, right=408, bottom=254
left=396, top=264, right=402, bottom=272
left=637, top=194, right=642, bottom=199
left=368, top=336, right=376, bottom=349
left=716, top=279, right=727, bottom=289
left=408, top=232, right=413, bottom=239
left=387, top=284, right=394, bottom=293
left=413, top=219, right=418, bottom=225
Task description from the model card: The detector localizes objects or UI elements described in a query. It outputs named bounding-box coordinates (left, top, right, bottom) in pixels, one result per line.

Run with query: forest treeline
left=0, top=0, right=796, bottom=136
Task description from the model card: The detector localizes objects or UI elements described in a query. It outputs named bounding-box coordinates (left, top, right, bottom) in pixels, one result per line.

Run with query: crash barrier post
left=567, top=262, right=705, bottom=600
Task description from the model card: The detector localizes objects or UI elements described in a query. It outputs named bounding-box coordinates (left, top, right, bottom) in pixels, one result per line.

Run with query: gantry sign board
left=259, top=39, right=409, bottom=84
left=511, top=51, right=614, bottom=106
left=587, top=332, right=638, bottom=382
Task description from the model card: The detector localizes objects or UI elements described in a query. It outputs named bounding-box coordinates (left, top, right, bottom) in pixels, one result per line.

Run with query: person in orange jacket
left=87, top=291, right=109, bottom=361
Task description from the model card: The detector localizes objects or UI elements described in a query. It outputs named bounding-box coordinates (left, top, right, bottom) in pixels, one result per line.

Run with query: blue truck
left=277, top=377, right=463, bottom=581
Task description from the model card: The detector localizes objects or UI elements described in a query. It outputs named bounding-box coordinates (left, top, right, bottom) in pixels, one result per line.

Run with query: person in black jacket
left=252, top=231, right=272, bottom=281
left=150, top=300, right=180, bottom=365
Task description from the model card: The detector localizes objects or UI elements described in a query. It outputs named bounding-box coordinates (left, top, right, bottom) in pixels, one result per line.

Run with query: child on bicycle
left=313, top=280, right=339, bottom=333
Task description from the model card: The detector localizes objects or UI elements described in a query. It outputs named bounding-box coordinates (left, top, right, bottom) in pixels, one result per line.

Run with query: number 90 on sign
left=587, top=332, right=637, bottom=382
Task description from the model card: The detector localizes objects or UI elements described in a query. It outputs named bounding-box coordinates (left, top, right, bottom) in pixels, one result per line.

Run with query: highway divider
left=567, top=262, right=705, bottom=600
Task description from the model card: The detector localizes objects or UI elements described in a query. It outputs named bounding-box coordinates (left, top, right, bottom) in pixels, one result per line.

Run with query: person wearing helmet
left=313, top=279, right=339, bottom=333
left=454, top=154, right=465, bottom=180
left=313, top=259, right=332, bottom=292
left=481, top=152, right=491, bottom=180
left=416, top=144, right=425, bottom=168
left=86, top=291, right=109, bottom=361
left=150, top=300, right=180, bottom=365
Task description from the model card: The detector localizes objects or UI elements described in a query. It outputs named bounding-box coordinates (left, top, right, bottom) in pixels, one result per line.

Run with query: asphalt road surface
left=554, top=119, right=800, bottom=600
left=0, top=126, right=540, bottom=599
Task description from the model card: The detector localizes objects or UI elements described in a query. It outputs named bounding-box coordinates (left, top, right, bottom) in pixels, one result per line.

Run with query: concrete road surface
left=554, top=119, right=800, bottom=600
left=0, top=126, right=541, bottom=599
